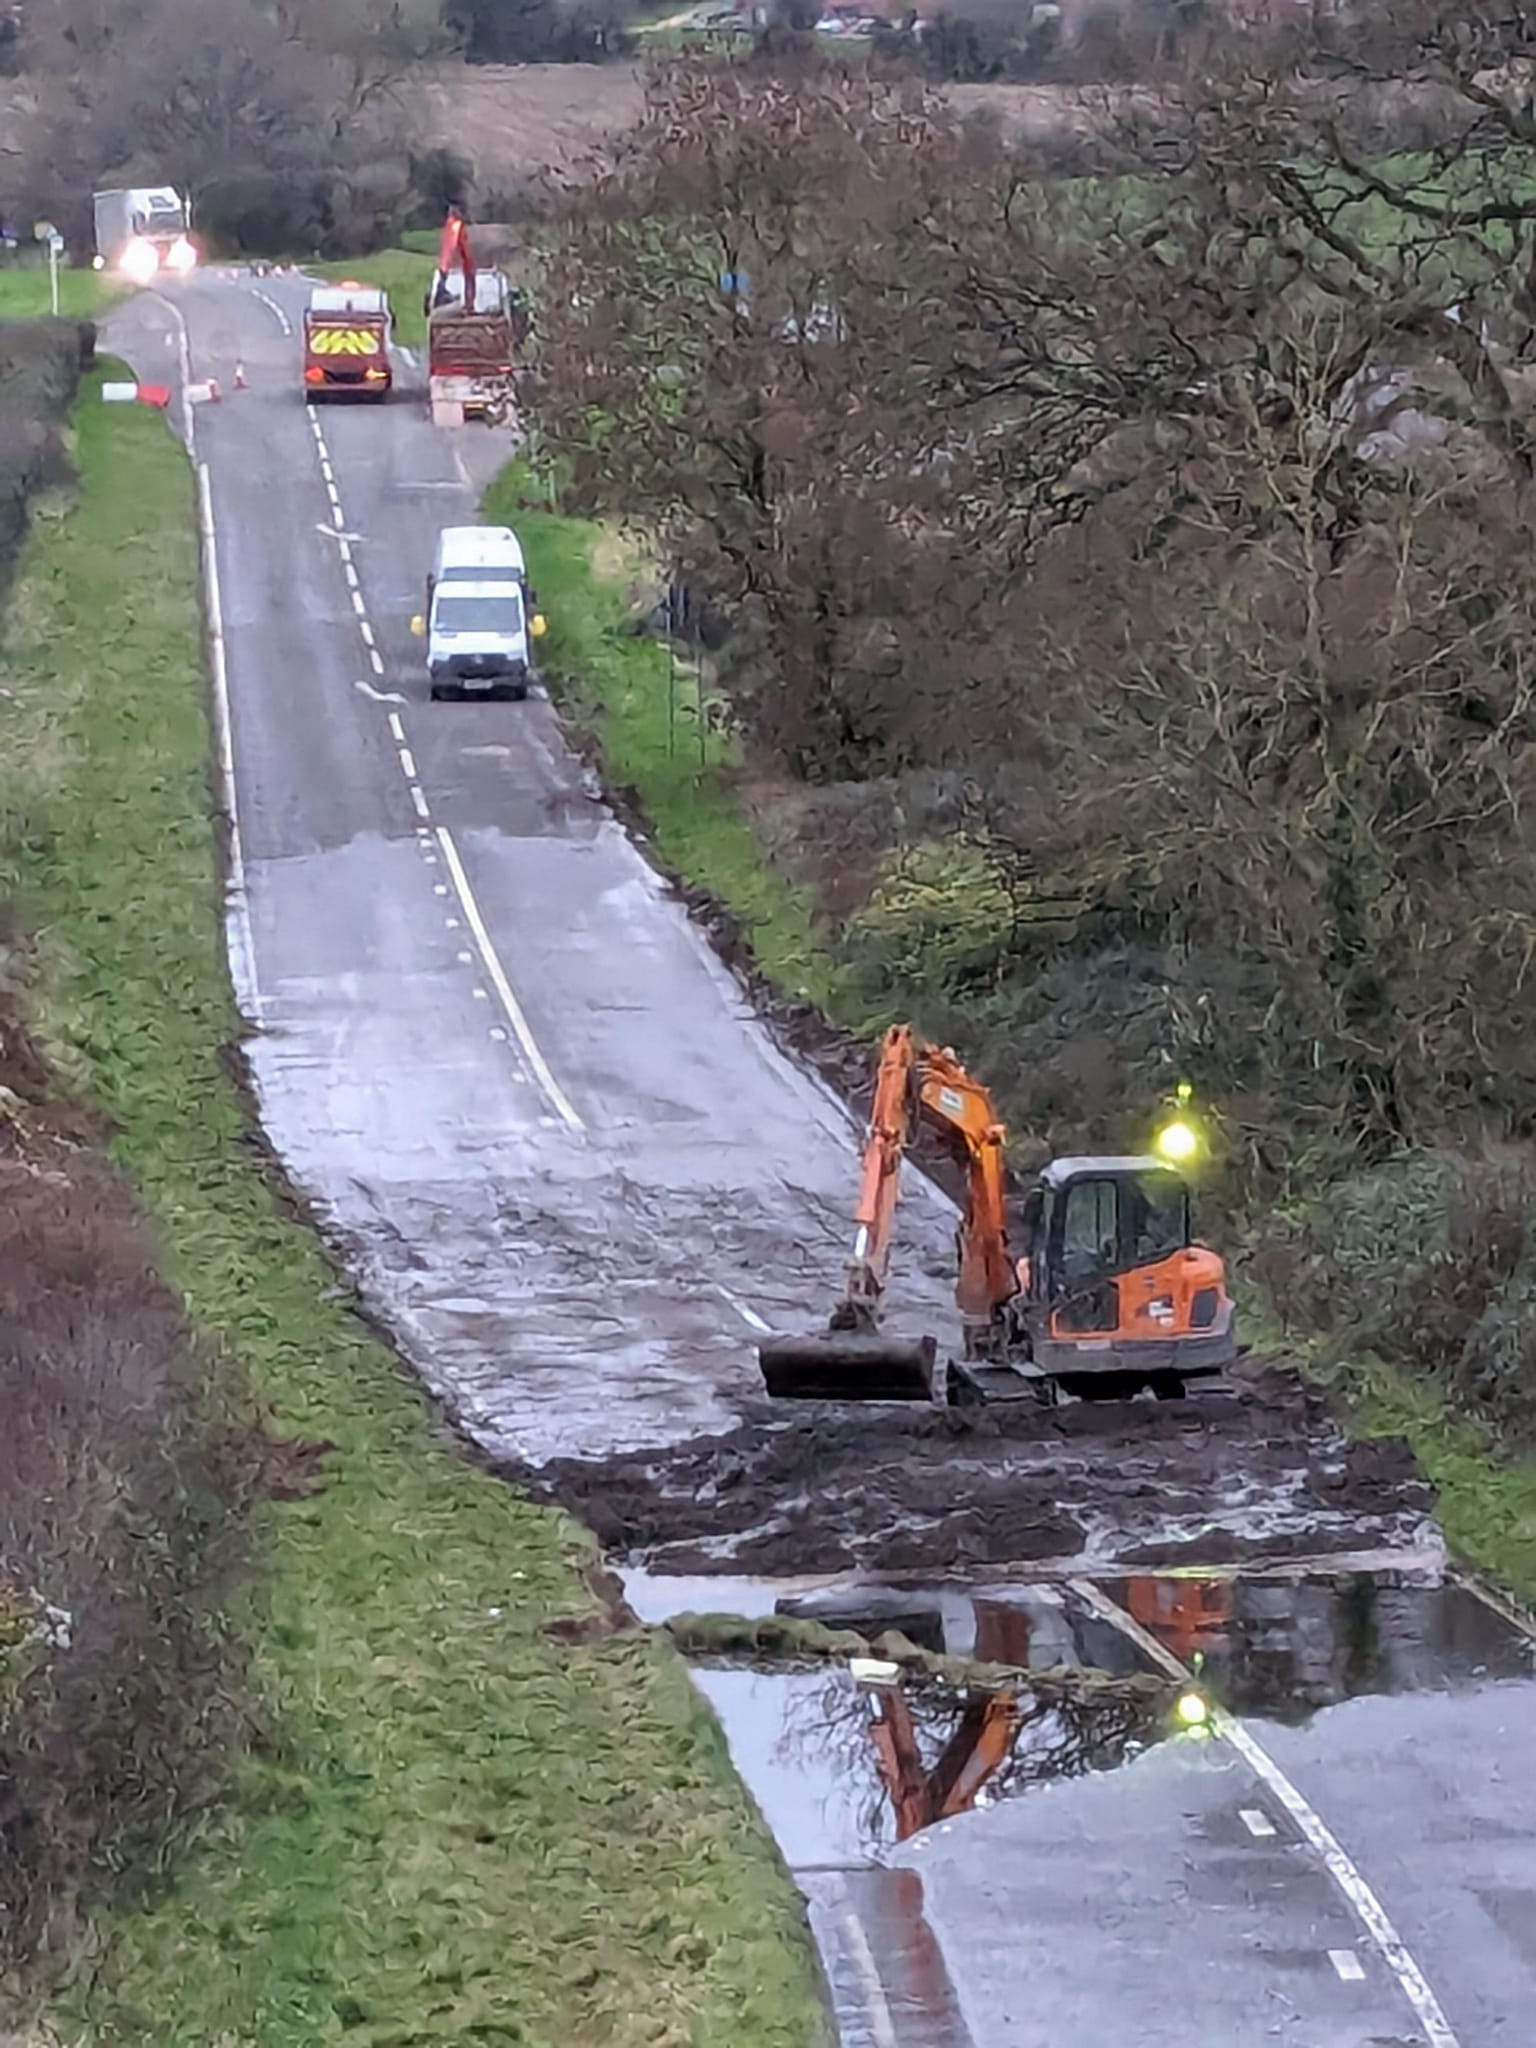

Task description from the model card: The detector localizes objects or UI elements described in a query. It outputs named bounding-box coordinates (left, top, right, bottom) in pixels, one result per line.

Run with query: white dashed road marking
left=1241, top=1808, right=1277, bottom=1839
left=1070, top=1578, right=1462, bottom=2048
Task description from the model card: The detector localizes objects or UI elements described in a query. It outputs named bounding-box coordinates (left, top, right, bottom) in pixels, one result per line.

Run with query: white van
left=412, top=525, right=546, bottom=700
left=428, top=525, right=527, bottom=602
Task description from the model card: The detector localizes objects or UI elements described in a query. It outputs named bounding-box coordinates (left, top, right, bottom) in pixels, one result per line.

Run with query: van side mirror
left=410, top=614, right=425, bottom=637
left=530, top=613, right=547, bottom=639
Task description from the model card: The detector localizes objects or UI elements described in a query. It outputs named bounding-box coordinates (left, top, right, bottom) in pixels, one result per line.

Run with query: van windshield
left=438, top=563, right=520, bottom=583
left=434, top=592, right=523, bottom=636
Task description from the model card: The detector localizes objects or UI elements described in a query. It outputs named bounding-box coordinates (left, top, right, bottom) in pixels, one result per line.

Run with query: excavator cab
left=756, top=1026, right=1237, bottom=1407
left=956, top=1157, right=1235, bottom=1404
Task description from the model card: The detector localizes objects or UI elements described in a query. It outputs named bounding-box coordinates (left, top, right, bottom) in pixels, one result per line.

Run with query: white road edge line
left=149, top=290, right=196, bottom=449
left=837, top=1902, right=899, bottom=2048
left=1069, top=1578, right=1461, bottom=2048
left=197, top=463, right=261, bottom=1020
left=434, top=825, right=584, bottom=1132
left=409, top=784, right=430, bottom=819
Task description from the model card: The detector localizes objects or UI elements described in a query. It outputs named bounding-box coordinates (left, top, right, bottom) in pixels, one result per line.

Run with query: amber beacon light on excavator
left=757, top=1025, right=1238, bottom=1406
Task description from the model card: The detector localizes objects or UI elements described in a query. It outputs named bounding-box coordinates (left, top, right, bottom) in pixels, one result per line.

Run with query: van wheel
left=429, top=682, right=445, bottom=701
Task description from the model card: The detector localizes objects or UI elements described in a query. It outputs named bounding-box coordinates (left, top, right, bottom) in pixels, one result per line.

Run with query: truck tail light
left=304, top=365, right=324, bottom=383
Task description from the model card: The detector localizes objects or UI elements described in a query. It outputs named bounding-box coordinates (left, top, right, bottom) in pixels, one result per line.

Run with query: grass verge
left=1306, top=1351, right=1536, bottom=1605
left=0, top=373, right=828, bottom=2047
left=484, top=465, right=844, bottom=1014
left=0, top=265, right=121, bottom=319
left=311, top=247, right=437, bottom=345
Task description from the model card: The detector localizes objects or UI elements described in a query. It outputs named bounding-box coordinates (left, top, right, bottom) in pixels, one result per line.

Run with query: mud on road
left=500, top=1359, right=1436, bottom=1578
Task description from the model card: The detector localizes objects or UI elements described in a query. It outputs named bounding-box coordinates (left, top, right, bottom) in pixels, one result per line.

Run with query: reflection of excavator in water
left=758, top=1023, right=1238, bottom=1405
left=868, top=1685, right=1021, bottom=1842
left=860, top=1576, right=1232, bottom=1842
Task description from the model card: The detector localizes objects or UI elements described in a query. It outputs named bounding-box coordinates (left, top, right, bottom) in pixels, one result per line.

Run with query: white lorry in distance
left=92, top=187, right=197, bottom=286
left=413, top=526, right=545, bottom=702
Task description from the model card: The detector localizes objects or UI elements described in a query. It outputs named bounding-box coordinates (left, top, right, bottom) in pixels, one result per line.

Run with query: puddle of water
left=689, top=1655, right=1158, bottom=1867
left=1093, top=1568, right=1536, bottom=1721
left=628, top=1563, right=1534, bottom=1728
left=626, top=1568, right=1164, bottom=1867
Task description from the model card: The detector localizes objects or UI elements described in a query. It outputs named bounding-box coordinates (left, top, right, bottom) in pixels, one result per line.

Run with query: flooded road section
left=628, top=1564, right=1536, bottom=2047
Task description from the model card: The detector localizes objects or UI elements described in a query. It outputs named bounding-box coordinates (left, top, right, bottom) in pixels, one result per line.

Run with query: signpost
left=32, top=221, right=62, bottom=315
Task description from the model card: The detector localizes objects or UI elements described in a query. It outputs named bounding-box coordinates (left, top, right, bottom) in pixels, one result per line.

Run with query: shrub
left=1258, top=1149, right=1536, bottom=1442
left=0, top=320, right=85, bottom=590
left=0, top=1111, right=256, bottom=1986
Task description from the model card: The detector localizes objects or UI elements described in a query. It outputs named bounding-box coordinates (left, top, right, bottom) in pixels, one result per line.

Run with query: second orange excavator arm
left=837, top=1026, right=1018, bottom=1333
left=433, top=208, right=477, bottom=309
left=837, top=1024, right=917, bottom=1330
left=914, top=1045, right=1018, bottom=1325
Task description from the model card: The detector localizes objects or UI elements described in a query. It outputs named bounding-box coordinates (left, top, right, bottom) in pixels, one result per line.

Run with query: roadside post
left=32, top=221, right=62, bottom=315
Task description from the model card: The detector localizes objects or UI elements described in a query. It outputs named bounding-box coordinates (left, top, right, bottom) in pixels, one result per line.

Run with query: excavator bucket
left=757, top=1328, right=938, bottom=1402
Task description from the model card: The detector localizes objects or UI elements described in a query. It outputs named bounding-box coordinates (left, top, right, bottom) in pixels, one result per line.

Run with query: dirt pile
left=501, top=1360, right=1435, bottom=1576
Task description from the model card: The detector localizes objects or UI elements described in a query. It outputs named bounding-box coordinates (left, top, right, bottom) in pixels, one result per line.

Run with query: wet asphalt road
left=106, top=277, right=1536, bottom=2048
left=113, top=271, right=963, bottom=1466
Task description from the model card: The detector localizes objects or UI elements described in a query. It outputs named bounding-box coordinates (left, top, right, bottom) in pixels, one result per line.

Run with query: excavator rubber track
left=757, top=1329, right=938, bottom=1402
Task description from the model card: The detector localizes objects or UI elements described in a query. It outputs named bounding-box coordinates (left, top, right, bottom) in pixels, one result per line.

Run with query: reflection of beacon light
left=1175, top=1688, right=1210, bottom=1729
left=166, top=236, right=197, bottom=275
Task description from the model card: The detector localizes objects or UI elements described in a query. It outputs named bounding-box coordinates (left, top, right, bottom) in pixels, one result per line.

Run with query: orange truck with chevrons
left=303, top=282, right=392, bottom=403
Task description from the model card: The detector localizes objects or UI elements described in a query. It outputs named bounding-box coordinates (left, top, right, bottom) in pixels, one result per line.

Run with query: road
left=112, top=270, right=961, bottom=1470
left=107, top=275, right=1536, bottom=2048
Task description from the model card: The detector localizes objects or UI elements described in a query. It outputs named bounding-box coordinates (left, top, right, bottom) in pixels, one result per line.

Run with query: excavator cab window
left=1124, top=1169, right=1190, bottom=1266
left=1047, top=1170, right=1191, bottom=1293
left=1057, top=1178, right=1118, bottom=1285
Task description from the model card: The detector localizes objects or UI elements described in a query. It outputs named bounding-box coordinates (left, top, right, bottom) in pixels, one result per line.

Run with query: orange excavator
left=757, top=1024, right=1237, bottom=1405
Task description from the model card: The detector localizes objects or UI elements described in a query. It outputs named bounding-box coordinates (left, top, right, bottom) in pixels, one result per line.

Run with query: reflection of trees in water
left=775, top=1665, right=1160, bottom=1850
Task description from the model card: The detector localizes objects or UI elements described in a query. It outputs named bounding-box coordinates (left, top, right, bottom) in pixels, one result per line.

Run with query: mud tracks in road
left=500, top=1360, right=1436, bottom=1577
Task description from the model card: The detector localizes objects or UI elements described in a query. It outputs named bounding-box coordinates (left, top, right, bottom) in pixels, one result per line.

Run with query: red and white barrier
left=101, top=382, right=173, bottom=408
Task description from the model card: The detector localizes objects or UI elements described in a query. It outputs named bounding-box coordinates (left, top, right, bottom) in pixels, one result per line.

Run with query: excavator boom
left=758, top=1024, right=937, bottom=1400
left=757, top=1028, right=1017, bottom=1401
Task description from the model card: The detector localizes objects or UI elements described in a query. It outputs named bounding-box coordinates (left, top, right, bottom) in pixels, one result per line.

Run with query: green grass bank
left=489, top=463, right=1536, bottom=1612
left=0, top=377, right=827, bottom=2047
left=0, top=264, right=119, bottom=321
